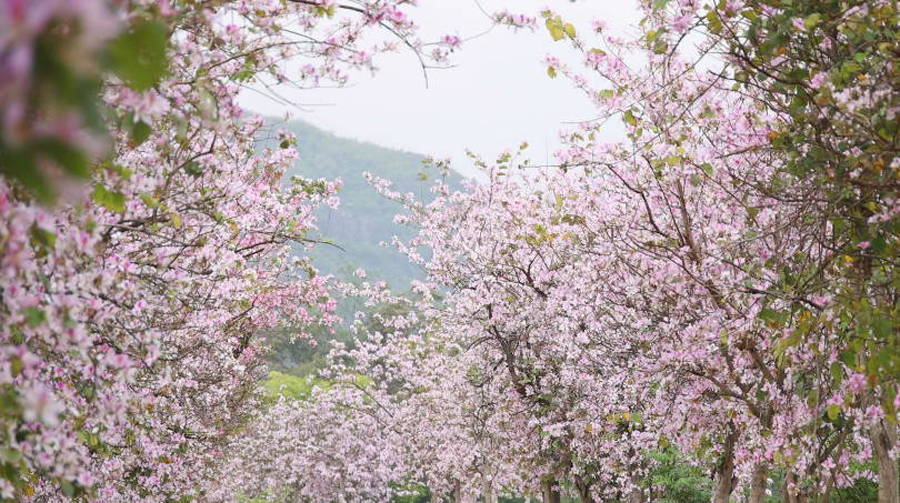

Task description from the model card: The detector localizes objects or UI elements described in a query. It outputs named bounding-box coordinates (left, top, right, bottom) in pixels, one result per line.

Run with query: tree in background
left=288, top=0, right=896, bottom=501
left=0, top=0, right=463, bottom=500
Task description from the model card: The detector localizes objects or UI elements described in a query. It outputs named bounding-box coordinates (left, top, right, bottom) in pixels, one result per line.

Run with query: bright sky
left=239, top=1, right=642, bottom=177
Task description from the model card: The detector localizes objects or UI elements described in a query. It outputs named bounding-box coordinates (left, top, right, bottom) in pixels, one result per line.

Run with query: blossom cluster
left=225, top=1, right=898, bottom=502
left=0, top=0, right=455, bottom=500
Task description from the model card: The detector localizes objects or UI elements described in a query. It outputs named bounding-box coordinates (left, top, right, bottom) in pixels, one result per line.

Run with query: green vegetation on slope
left=274, top=119, right=462, bottom=288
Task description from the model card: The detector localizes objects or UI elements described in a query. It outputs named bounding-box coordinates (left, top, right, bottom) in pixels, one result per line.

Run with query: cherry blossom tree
left=226, top=1, right=896, bottom=501
left=0, top=0, right=462, bottom=500
left=2, top=0, right=894, bottom=502
left=329, top=1, right=898, bottom=502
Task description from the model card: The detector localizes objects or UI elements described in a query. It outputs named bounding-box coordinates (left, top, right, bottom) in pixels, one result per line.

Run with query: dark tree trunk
left=749, top=462, right=768, bottom=503
left=482, top=479, right=498, bottom=503
left=713, top=429, right=738, bottom=503
left=782, top=471, right=809, bottom=503
left=872, top=419, right=899, bottom=503
left=541, top=478, right=561, bottom=503
left=574, top=477, right=593, bottom=503
left=626, top=487, right=643, bottom=503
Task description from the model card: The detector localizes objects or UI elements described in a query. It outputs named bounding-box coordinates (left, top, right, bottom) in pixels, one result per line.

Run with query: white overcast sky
left=239, top=1, right=642, bottom=177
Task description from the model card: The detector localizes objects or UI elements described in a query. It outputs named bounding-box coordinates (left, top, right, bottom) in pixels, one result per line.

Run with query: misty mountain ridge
left=267, top=119, right=463, bottom=290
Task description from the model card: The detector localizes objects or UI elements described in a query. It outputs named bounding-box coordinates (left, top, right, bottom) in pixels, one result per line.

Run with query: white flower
left=21, top=385, right=64, bottom=427
left=0, top=478, right=14, bottom=498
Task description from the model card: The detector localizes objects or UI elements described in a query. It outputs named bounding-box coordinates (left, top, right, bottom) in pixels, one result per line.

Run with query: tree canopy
left=0, top=0, right=896, bottom=502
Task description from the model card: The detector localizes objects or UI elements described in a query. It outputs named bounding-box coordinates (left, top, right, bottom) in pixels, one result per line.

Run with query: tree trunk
left=573, top=475, right=593, bottom=503
left=713, top=429, right=738, bottom=503
left=782, top=471, right=808, bottom=503
left=573, top=481, right=590, bottom=503
left=749, top=462, right=768, bottom=503
left=626, top=487, right=644, bottom=503
left=541, top=478, right=561, bottom=503
left=783, top=471, right=795, bottom=503
left=872, top=418, right=899, bottom=503
left=626, top=473, right=644, bottom=503
left=452, top=483, right=474, bottom=503
left=482, top=479, right=498, bottom=503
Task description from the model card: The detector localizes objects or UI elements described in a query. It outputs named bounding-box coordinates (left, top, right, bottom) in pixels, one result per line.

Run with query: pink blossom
left=442, top=34, right=462, bottom=48
left=810, top=72, right=827, bottom=89
left=811, top=294, right=830, bottom=307
left=672, top=15, right=692, bottom=33
left=21, top=385, right=64, bottom=426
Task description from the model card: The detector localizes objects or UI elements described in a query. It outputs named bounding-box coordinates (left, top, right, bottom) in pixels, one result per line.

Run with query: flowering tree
left=319, top=1, right=898, bottom=502
left=0, top=0, right=466, bottom=500
left=226, top=2, right=896, bottom=501
left=626, top=0, right=898, bottom=500
left=2, top=0, right=895, bottom=502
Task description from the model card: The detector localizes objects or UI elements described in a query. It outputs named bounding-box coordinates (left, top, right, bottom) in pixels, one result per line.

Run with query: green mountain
left=259, top=120, right=462, bottom=373
left=275, top=119, right=462, bottom=289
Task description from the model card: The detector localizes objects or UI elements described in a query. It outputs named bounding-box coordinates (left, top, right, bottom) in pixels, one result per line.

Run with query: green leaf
left=29, top=225, right=57, bottom=257
left=183, top=161, right=203, bottom=177
left=804, top=13, right=821, bottom=30
left=829, top=361, right=844, bottom=384
left=108, top=19, right=169, bottom=91
left=759, top=308, right=783, bottom=324
left=60, top=479, right=75, bottom=497
left=870, top=234, right=887, bottom=254
left=872, top=317, right=892, bottom=340
left=91, top=184, right=127, bottom=213
left=0, top=146, right=48, bottom=202
left=623, top=109, right=638, bottom=126
left=23, top=307, right=46, bottom=327
left=664, top=155, right=681, bottom=166
left=10, top=357, right=22, bottom=377
left=35, top=138, right=90, bottom=179
left=740, top=9, right=759, bottom=21
left=840, top=61, right=861, bottom=79
left=110, top=164, right=133, bottom=180
left=706, top=10, right=723, bottom=34
left=597, top=89, right=615, bottom=99
left=131, top=120, right=152, bottom=146
left=547, top=66, right=557, bottom=78
left=140, top=193, right=159, bottom=208
left=653, top=40, right=669, bottom=54
left=545, top=18, right=565, bottom=41
left=0, top=447, right=22, bottom=464
left=826, top=404, right=841, bottom=421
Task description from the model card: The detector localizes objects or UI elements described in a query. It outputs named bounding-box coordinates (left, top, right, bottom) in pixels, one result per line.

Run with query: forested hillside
left=262, top=120, right=462, bottom=374
left=278, top=119, right=462, bottom=288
